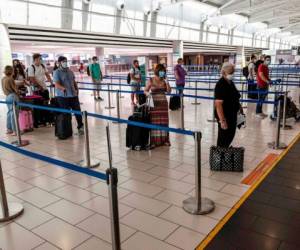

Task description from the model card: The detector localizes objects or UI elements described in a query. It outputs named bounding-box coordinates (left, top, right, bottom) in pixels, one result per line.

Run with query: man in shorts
left=89, top=56, right=103, bottom=101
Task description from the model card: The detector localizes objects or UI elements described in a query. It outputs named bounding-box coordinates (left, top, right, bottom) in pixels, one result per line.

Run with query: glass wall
left=0, top=0, right=294, bottom=49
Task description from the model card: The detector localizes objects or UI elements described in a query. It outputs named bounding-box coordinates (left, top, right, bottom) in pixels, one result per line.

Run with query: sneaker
left=78, top=127, right=84, bottom=136
left=98, top=97, right=104, bottom=101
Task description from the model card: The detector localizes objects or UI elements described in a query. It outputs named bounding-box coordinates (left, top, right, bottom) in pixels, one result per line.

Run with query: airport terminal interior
left=1, top=0, right=300, bottom=249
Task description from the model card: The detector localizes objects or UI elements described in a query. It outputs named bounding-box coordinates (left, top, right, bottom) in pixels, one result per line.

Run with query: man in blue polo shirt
left=53, top=56, right=84, bottom=135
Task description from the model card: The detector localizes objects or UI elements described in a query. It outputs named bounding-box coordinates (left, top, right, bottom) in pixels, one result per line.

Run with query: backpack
left=127, top=67, right=140, bottom=84
left=26, top=64, right=45, bottom=81
left=242, top=65, right=249, bottom=78
left=87, top=65, right=91, bottom=76
left=255, top=60, right=263, bottom=73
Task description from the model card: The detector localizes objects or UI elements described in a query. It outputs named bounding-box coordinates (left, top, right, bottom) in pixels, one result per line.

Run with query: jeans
left=256, top=87, right=268, bottom=114
left=6, top=93, right=19, bottom=132
left=56, top=96, right=83, bottom=129
left=217, top=118, right=237, bottom=148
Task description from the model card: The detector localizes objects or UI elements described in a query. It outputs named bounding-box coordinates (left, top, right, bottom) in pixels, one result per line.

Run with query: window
left=29, top=3, right=61, bottom=28
left=207, top=33, right=217, bottom=43
left=91, top=14, right=114, bottom=33
left=0, top=0, right=27, bottom=25
left=219, top=34, right=228, bottom=44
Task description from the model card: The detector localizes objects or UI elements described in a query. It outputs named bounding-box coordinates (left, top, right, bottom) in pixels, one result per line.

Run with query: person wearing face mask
left=27, top=53, right=52, bottom=101
left=174, top=58, right=187, bottom=95
left=144, top=64, right=171, bottom=149
left=256, top=55, right=272, bottom=118
left=53, top=56, right=84, bottom=135
left=88, top=56, right=103, bottom=101
left=214, top=63, right=242, bottom=147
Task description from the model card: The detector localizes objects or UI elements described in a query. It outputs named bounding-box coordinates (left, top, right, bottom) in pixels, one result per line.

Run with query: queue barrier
left=0, top=98, right=217, bottom=248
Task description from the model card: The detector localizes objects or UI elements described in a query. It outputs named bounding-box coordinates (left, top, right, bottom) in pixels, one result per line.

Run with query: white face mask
left=61, top=62, right=68, bottom=68
left=226, top=74, right=234, bottom=81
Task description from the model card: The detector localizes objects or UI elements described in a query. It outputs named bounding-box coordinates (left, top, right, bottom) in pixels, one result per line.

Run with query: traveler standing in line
left=27, top=53, right=52, bottom=101
left=2, top=66, right=20, bottom=136
left=89, top=56, right=103, bottom=101
left=248, top=55, right=256, bottom=84
left=214, top=63, right=242, bottom=148
left=13, top=59, right=28, bottom=97
left=53, top=56, right=84, bottom=135
left=130, top=60, right=142, bottom=105
left=144, top=64, right=171, bottom=149
left=256, top=55, right=272, bottom=118
left=174, top=58, right=187, bottom=94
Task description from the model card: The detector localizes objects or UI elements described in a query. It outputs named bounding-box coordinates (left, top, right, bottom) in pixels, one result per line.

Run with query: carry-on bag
left=209, top=146, right=244, bottom=172
left=126, top=106, right=150, bottom=150
left=19, top=110, right=34, bottom=132
left=55, top=113, right=73, bottom=140
left=247, top=82, right=258, bottom=99
left=169, top=95, right=181, bottom=110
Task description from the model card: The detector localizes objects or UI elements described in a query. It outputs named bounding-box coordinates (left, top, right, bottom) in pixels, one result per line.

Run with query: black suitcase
left=126, top=109, right=150, bottom=150
left=247, top=82, right=258, bottom=99
left=169, top=96, right=181, bottom=110
left=138, top=93, right=147, bottom=105
left=55, top=113, right=73, bottom=140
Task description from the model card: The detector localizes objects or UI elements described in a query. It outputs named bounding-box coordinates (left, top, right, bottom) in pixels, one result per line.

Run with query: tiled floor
left=0, top=79, right=299, bottom=250
left=205, top=137, right=300, bottom=250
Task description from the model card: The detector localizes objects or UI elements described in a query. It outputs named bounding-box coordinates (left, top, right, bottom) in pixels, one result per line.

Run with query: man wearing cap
left=53, top=56, right=84, bottom=135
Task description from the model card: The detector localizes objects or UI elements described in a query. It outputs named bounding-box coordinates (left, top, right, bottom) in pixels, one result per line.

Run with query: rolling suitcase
left=247, top=82, right=258, bottom=99
left=169, top=96, right=181, bottom=110
left=126, top=107, right=150, bottom=150
left=19, top=110, right=34, bottom=132
left=55, top=113, right=73, bottom=140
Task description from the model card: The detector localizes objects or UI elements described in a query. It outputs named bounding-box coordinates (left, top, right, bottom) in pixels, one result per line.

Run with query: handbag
left=237, top=112, right=246, bottom=129
left=209, top=146, right=244, bottom=172
left=147, top=94, right=155, bottom=108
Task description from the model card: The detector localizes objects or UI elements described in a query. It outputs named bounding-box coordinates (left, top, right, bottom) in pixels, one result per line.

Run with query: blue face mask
left=158, top=71, right=165, bottom=78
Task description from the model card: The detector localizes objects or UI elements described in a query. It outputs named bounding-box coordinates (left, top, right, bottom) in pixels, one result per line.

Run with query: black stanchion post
left=119, top=77, right=124, bottom=98
left=105, top=125, right=121, bottom=250
left=282, top=91, right=292, bottom=130
left=183, top=131, right=215, bottom=214
left=12, top=102, right=29, bottom=147
left=181, top=94, right=184, bottom=129
left=79, top=111, right=100, bottom=168
left=113, top=91, right=120, bottom=124
left=268, top=100, right=287, bottom=149
left=191, top=81, right=200, bottom=105
left=0, top=161, right=24, bottom=222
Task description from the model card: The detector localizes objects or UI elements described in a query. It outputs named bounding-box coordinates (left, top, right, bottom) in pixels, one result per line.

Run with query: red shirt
left=257, top=64, right=269, bottom=88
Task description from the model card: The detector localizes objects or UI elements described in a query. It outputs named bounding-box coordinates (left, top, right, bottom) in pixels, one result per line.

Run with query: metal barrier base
left=281, top=125, right=293, bottom=130
left=267, top=142, right=288, bottom=150
left=191, top=102, right=201, bottom=105
left=78, top=159, right=100, bottom=169
left=0, top=202, right=24, bottom=222
left=105, top=106, right=115, bottom=109
left=183, top=197, right=215, bottom=215
left=11, top=140, right=30, bottom=147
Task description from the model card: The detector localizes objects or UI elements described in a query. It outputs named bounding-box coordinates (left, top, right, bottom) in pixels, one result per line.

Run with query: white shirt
left=248, top=62, right=255, bottom=80
left=130, top=67, right=141, bottom=84
left=27, top=64, right=48, bottom=89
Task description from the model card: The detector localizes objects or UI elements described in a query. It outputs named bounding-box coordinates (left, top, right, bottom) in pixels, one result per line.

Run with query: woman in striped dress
left=144, top=64, right=171, bottom=148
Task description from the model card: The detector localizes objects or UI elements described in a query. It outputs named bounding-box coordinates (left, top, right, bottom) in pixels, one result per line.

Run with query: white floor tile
left=120, top=179, right=164, bottom=197
left=121, top=210, right=179, bottom=240
left=16, top=187, right=61, bottom=208
left=53, top=185, right=97, bottom=204
left=166, top=226, right=205, bottom=250
left=77, top=214, right=136, bottom=243
left=122, top=232, right=181, bottom=250
left=4, top=177, right=33, bottom=194
left=26, top=175, right=66, bottom=192
left=33, top=218, right=90, bottom=250
left=151, top=177, right=194, bottom=194
left=74, top=237, right=111, bottom=250
left=0, top=222, right=44, bottom=250
left=160, top=206, right=218, bottom=235
left=44, top=199, right=94, bottom=225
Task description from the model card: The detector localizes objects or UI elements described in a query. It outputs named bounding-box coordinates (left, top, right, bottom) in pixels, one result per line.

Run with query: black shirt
left=214, top=77, right=241, bottom=122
